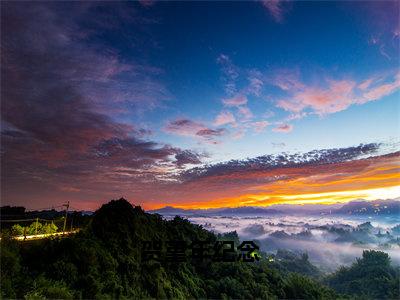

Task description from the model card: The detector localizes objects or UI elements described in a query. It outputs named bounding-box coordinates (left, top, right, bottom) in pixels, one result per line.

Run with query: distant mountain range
left=148, top=205, right=282, bottom=216
left=332, top=199, right=400, bottom=216
left=149, top=206, right=190, bottom=215
left=149, top=199, right=400, bottom=217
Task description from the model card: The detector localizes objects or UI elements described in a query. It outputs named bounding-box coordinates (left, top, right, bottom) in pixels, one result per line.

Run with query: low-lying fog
left=182, top=214, right=400, bottom=272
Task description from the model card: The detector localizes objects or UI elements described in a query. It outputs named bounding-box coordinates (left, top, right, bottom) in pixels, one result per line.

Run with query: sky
left=1, top=1, right=399, bottom=210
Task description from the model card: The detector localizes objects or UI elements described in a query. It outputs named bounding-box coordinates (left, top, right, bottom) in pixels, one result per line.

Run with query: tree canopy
left=1, top=198, right=398, bottom=299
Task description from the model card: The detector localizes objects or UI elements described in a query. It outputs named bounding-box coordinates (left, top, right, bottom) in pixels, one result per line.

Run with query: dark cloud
left=168, top=119, right=197, bottom=128
left=196, top=128, right=225, bottom=137
left=0, top=2, right=202, bottom=205
left=181, top=143, right=382, bottom=182
left=175, top=150, right=205, bottom=167
left=164, top=118, right=226, bottom=144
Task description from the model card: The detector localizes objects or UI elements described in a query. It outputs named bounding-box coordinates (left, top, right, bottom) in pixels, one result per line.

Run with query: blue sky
left=120, top=1, right=400, bottom=162
left=1, top=1, right=399, bottom=209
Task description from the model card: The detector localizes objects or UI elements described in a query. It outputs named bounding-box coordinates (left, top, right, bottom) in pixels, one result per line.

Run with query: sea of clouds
left=182, top=214, right=400, bottom=272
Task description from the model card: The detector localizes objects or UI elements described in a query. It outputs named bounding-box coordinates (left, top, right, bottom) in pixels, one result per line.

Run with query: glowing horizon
left=143, top=151, right=400, bottom=210
left=1, top=2, right=399, bottom=211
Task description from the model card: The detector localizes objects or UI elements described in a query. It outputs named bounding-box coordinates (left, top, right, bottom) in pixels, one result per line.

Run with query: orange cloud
left=147, top=151, right=400, bottom=210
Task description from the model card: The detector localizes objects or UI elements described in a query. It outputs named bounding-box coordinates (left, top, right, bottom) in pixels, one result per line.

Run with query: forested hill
left=1, top=198, right=399, bottom=299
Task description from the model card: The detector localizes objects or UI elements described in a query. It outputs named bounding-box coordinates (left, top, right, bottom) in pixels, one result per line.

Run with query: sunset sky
left=1, top=1, right=399, bottom=210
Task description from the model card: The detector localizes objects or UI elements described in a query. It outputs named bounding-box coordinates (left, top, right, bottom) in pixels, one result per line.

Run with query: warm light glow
left=146, top=153, right=400, bottom=210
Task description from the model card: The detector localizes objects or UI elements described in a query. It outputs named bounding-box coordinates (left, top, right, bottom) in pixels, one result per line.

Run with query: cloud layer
left=169, top=143, right=399, bottom=209
left=163, top=118, right=226, bottom=144
left=1, top=3, right=204, bottom=208
left=1, top=2, right=399, bottom=211
left=276, top=72, right=400, bottom=116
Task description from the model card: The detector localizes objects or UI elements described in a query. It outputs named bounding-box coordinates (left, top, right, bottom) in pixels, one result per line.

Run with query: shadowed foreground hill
left=326, top=250, right=400, bottom=299
left=1, top=198, right=399, bottom=299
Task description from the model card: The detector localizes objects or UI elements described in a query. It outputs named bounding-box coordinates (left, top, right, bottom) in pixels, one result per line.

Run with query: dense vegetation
left=1, top=198, right=399, bottom=299
left=1, top=206, right=91, bottom=236
left=326, top=250, right=399, bottom=299
left=10, top=222, right=58, bottom=236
